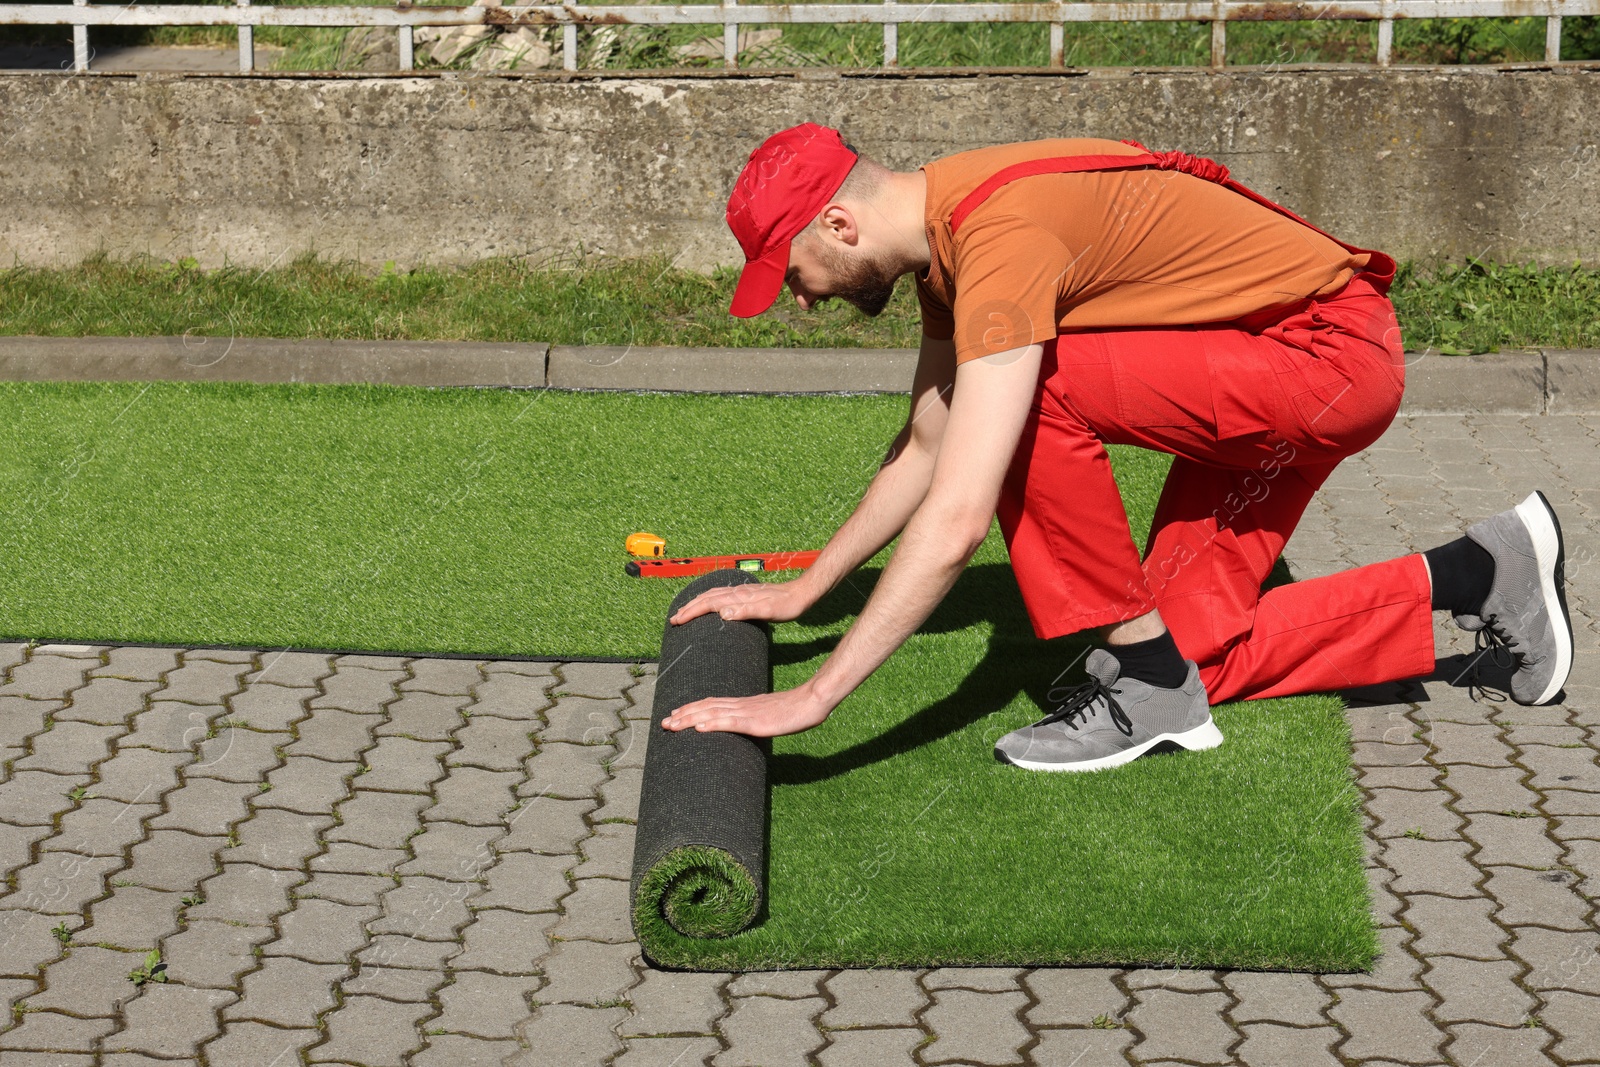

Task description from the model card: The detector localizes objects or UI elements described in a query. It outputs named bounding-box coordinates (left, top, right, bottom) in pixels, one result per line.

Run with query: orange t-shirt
left=915, top=138, right=1371, bottom=365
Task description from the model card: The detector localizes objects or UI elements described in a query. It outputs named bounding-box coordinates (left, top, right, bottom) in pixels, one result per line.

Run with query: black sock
left=1423, top=536, right=1496, bottom=615
left=1107, top=630, right=1188, bottom=689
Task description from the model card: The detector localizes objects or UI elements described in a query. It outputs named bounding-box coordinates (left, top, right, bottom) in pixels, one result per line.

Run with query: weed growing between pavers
left=0, top=381, right=1376, bottom=969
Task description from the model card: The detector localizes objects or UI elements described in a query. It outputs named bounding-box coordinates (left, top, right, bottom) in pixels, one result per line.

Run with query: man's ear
left=815, top=203, right=860, bottom=247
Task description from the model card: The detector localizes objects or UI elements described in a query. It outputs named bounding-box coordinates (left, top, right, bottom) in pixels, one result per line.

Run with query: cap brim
left=729, top=243, right=789, bottom=318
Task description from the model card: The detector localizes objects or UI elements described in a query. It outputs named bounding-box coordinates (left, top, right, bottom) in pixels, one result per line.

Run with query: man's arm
left=663, top=340, right=1044, bottom=736
left=668, top=333, right=956, bottom=626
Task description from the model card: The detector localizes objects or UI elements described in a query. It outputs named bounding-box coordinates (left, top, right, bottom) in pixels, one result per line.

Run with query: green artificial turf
left=0, top=380, right=1376, bottom=969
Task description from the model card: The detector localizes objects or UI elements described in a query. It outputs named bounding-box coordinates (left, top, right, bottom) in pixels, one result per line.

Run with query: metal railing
left=2, top=0, right=1594, bottom=73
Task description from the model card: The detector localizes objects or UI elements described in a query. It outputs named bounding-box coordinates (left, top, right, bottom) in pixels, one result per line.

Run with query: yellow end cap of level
left=626, top=531, right=667, bottom=558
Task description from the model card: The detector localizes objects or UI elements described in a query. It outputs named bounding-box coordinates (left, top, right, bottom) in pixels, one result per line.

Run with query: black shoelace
left=1464, top=624, right=1516, bottom=704
left=1036, top=677, right=1134, bottom=736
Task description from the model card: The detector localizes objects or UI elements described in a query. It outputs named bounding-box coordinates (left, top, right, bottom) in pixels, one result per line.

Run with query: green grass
left=6, top=252, right=1600, bottom=355
left=0, top=380, right=1376, bottom=969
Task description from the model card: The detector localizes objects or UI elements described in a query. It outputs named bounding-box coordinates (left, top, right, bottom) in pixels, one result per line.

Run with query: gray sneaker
left=994, top=649, right=1222, bottom=772
left=1452, top=490, right=1573, bottom=706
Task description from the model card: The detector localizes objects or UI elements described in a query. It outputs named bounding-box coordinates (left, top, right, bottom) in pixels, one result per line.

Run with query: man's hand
left=669, top=576, right=816, bottom=627
left=661, top=681, right=831, bottom=737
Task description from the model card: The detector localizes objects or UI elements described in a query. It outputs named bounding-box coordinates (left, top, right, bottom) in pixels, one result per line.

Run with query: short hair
left=800, top=151, right=890, bottom=243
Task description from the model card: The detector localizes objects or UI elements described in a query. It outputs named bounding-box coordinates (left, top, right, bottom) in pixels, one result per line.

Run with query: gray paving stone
left=558, top=663, right=637, bottom=700
left=0, top=696, right=54, bottom=748
left=1221, top=971, right=1330, bottom=1026
left=6, top=852, right=123, bottom=913
left=1519, top=743, right=1599, bottom=791
left=1428, top=720, right=1514, bottom=766
left=917, top=987, right=1030, bottom=1065
left=1022, top=967, right=1124, bottom=1027
left=375, top=691, right=469, bottom=741
left=310, top=841, right=409, bottom=876
left=499, top=796, right=597, bottom=854
left=1123, top=968, right=1222, bottom=991
left=90, top=748, right=188, bottom=806
left=593, top=766, right=644, bottom=823
left=1512, top=927, right=1600, bottom=993
left=815, top=1028, right=926, bottom=1067
left=1366, top=787, right=1465, bottom=840
left=93, top=646, right=180, bottom=682
left=114, top=983, right=236, bottom=1057
left=123, top=700, right=225, bottom=752
left=1327, top=988, right=1445, bottom=1062
left=1425, top=956, right=1536, bottom=1025
left=1567, top=836, right=1600, bottom=894
left=423, top=767, right=520, bottom=825
left=296, top=871, right=393, bottom=907
left=714, top=994, right=827, bottom=1067
left=1545, top=788, right=1600, bottom=816
left=101, top=1053, right=197, bottom=1067
left=451, top=714, right=534, bottom=772
left=413, top=1034, right=524, bottom=1067
left=0, top=1010, right=117, bottom=1051
left=925, top=966, right=1026, bottom=991
left=616, top=1036, right=725, bottom=1067
left=162, top=918, right=274, bottom=988
left=1542, top=990, right=1600, bottom=1062
left=228, top=809, right=335, bottom=871
left=1385, top=837, right=1482, bottom=897
left=575, top=822, right=632, bottom=879
left=55, top=677, right=160, bottom=725
left=15, top=720, right=122, bottom=774
left=541, top=696, right=625, bottom=744
left=356, top=736, right=449, bottom=793
left=535, top=938, right=639, bottom=1005
left=1446, top=764, right=1543, bottom=813
left=1445, top=1021, right=1553, bottom=1066
left=0, top=908, right=70, bottom=975
left=484, top=661, right=561, bottom=678
left=1360, top=764, right=1445, bottom=792
left=264, top=899, right=379, bottom=964
left=253, top=757, right=356, bottom=814
left=0, top=976, right=36, bottom=1020
left=1405, top=894, right=1508, bottom=959
left=310, top=994, right=431, bottom=1065
left=223, top=957, right=347, bottom=1027
left=309, top=666, right=405, bottom=714
left=624, top=675, right=656, bottom=720
left=432, top=971, right=539, bottom=1038
left=1124, top=989, right=1233, bottom=1064
left=622, top=968, right=728, bottom=1036
left=508, top=1004, right=625, bottom=1066
left=202, top=1021, right=322, bottom=1067
left=286, top=707, right=379, bottom=762
left=401, top=658, right=485, bottom=695
left=191, top=864, right=301, bottom=925
left=244, top=651, right=334, bottom=689
left=150, top=777, right=256, bottom=836
left=610, top=718, right=650, bottom=771
left=1235, top=1022, right=1341, bottom=1067
left=369, top=875, right=473, bottom=940
left=153, top=659, right=250, bottom=705
left=188, top=648, right=258, bottom=664
left=0, top=770, right=90, bottom=825
left=335, top=654, right=409, bottom=671
left=82, top=886, right=182, bottom=948
left=354, top=934, right=461, bottom=975
left=30, top=945, right=146, bottom=1015
left=398, top=820, right=502, bottom=881
left=225, top=683, right=316, bottom=732
left=189, top=726, right=284, bottom=783
left=725, top=970, right=827, bottom=998
left=325, top=790, right=430, bottom=849
left=45, top=799, right=159, bottom=856
left=1554, top=814, right=1600, bottom=839
left=1464, top=812, right=1564, bottom=867
left=453, top=908, right=555, bottom=975
left=4, top=656, right=93, bottom=701
left=555, top=877, right=632, bottom=943
left=1484, top=864, right=1593, bottom=929
left=1028, top=1028, right=1136, bottom=1067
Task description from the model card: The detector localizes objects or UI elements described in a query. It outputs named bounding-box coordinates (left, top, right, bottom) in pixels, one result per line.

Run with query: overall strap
left=946, top=140, right=1395, bottom=286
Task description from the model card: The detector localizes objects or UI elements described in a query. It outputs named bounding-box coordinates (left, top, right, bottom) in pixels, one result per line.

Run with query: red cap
left=725, top=123, right=859, bottom=318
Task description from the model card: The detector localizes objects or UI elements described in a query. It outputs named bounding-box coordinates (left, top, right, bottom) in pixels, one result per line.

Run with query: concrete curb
left=0, top=336, right=1594, bottom=413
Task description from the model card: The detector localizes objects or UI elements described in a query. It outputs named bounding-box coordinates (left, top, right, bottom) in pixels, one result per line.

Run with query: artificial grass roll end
left=631, top=570, right=772, bottom=956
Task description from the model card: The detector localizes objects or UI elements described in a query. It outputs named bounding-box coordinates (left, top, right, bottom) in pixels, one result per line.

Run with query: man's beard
left=814, top=242, right=901, bottom=317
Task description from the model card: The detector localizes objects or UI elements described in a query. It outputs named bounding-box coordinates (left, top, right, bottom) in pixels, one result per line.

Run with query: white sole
left=998, top=717, right=1224, bottom=773
left=1515, top=491, right=1573, bottom=705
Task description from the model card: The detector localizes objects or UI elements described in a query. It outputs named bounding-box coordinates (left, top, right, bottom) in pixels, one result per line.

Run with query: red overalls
left=971, top=145, right=1436, bottom=703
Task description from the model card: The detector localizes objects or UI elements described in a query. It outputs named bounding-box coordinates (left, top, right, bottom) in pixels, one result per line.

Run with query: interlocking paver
left=555, top=877, right=632, bottom=942
left=225, top=683, right=316, bottom=732
left=149, top=777, right=256, bottom=836
left=265, top=900, right=380, bottom=964
left=375, top=690, right=469, bottom=741
left=542, top=696, right=626, bottom=744
left=356, top=735, right=450, bottom=792
left=122, top=830, right=222, bottom=892
left=1541, top=989, right=1600, bottom=1062
left=1405, top=894, right=1508, bottom=958
left=16, top=721, right=123, bottom=774
left=1511, top=927, right=1600, bottom=993
left=0, top=770, right=91, bottom=825
left=152, top=659, right=250, bottom=705
left=1029, top=1027, right=1136, bottom=1066
left=451, top=714, right=534, bottom=771
left=1426, top=956, right=1536, bottom=1025
left=202, top=1021, right=322, bottom=1067
left=1446, top=764, right=1543, bottom=813
left=1384, top=837, right=1483, bottom=897
left=400, top=658, right=484, bottom=695
left=310, top=995, right=431, bottom=1065
left=309, top=840, right=409, bottom=875
left=423, top=766, right=520, bottom=825
left=45, top=799, right=159, bottom=856
left=431, top=971, right=540, bottom=1038
left=499, top=796, right=596, bottom=853
left=123, top=700, right=225, bottom=752
left=714, top=993, right=827, bottom=1067
left=1366, top=787, right=1465, bottom=840
left=823, top=968, right=930, bottom=1028
left=474, top=852, right=576, bottom=913
left=188, top=726, right=284, bottom=782
left=1221, top=971, right=1330, bottom=1025
left=162, top=918, right=275, bottom=988
left=397, top=820, right=503, bottom=881
left=558, top=663, right=636, bottom=699
left=575, top=822, right=632, bottom=879
left=919, top=988, right=1030, bottom=1065
left=0, top=909, right=70, bottom=974
left=1125, top=989, right=1234, bottom=1064
left=534, top=937, right=639, bottom=1004
left=308, top=665, right=405, bottom=714
left=0, top=1010, right=117, bottom=1051
left=55, top=677, right=160, bottom=725
left=593, top=766, right=644, bottom=823
left=114, top=983, right=236, bottom=1057
left=7, top=852, right=123, bottom=913
left=0, top=696, right=54, bottom=748
left=616, top=1036, right=725, bottom=1067
left=622, top=969, right=729, bottom=1036
left=369, top=876, right=473, bottom=939
left=1235, top=1022, right=1340, bottom=1067
left=286, top=706, right=379, bottom=762
left=296, top=870, right=392, bottom=906
left=243, top=651, right=333, bottom=689
left=343, top=959, right=448, bottom=1000
left=30, top=945, right=146, bottom=1015
left=1519, top=743, right=1599, bottom=791
left=464, top=671, right=554, bottom=722
left=92, top=646, right=179, bottom=681
left=1327, top=989, right=1445, bottom=1062
left=1464, top=812, right=1565, bottom=867
left=1484, top=864, right=1593, bottom=929
left=354, top=933, right=461, bottom=974
left=725, top=970, right=825, bottom=998
left=90, top=748, right=188, bottom=805
left=1445, top=1021, right=1554, bottom=1066
left=816, top=1028, right=925, bottom=1067
left=82, top=886, right=183, bottom=948
left=325, top=790, right=431, bottom=848
left=453, top=908, right=555, bottom=974
left=3, top=655, right=93, bottom=701
left=226, top=809, right=334, bottom=870
left=190, top=864, right=301, bottom=924
left=413, top=1034, right=524, bottom=1067
left=223, top=957, right=348, bottom=1027
left=1324, top=926, right=1427, bottom=990
left=253, top=757, right=357, bottom=815
left=508, top=1004, right=626, bottom=1066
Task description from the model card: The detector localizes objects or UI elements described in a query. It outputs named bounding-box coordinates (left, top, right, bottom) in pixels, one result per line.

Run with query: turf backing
left=0, top=380, right=1376, bottom=970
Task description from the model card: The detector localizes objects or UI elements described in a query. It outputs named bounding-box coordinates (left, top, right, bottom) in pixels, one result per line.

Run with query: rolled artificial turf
left=0, top=380, right=1377, bottom=970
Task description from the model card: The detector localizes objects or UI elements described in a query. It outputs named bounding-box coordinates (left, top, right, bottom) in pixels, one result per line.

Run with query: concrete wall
left=1, top=65, right=1597, bottom=272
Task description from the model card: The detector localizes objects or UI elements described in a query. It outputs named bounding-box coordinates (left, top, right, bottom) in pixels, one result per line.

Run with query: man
left=661, top=123, right=1574, bottom=772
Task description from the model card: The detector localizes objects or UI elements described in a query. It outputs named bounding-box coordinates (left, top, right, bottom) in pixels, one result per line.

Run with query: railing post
left=237, top=0, right=254, bottom=72
left=725, top=0, right=738, bottom=68
left=883, top=0, right=897, bottom=67
left=1377, top=16, right=1393, bottom=64
left=1546, top=14, right=1562, bottom=61
left=1050, top=18, right=1064, bottom=68
left=564, top=21, right=578, bottom=69
left=1210, top=2, right=1226, bottom=68
left=72, top=0, right=88, bottom=71
left=399, top=25, right=414, bottom=69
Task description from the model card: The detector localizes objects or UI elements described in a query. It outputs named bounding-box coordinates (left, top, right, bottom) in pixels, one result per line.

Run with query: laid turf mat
left=0, top=380, right=1376, bottom=970
left=633, top=570, right=771, bottom=943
